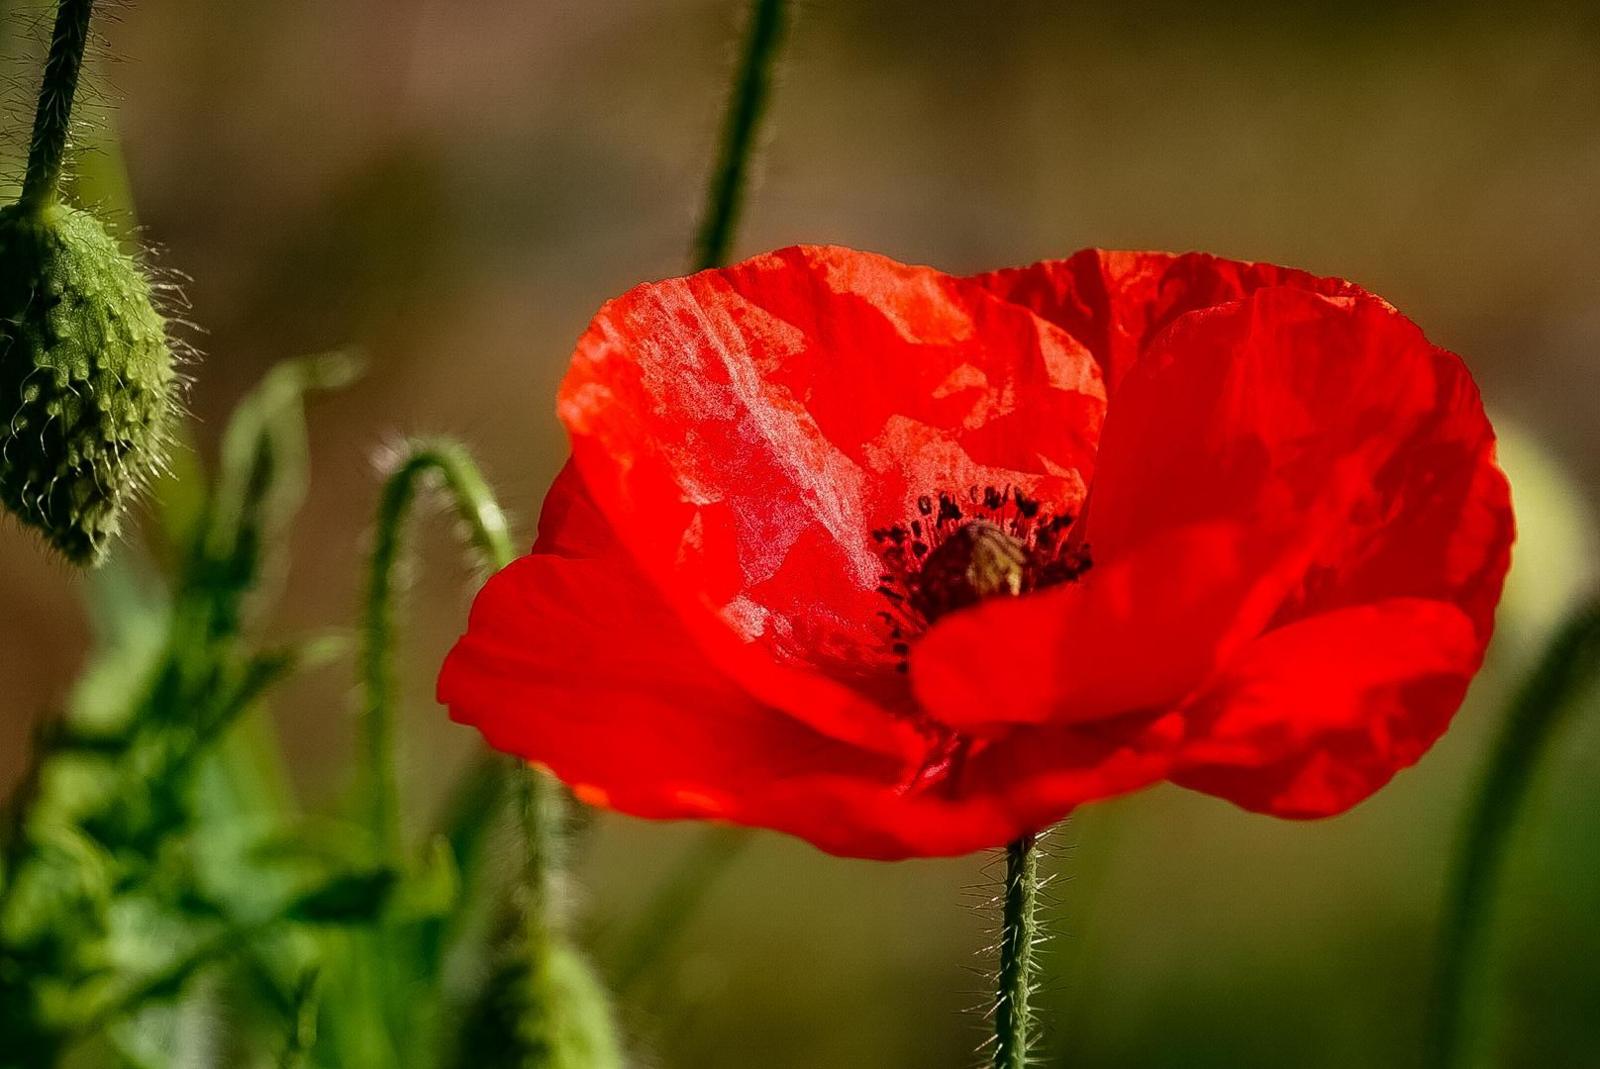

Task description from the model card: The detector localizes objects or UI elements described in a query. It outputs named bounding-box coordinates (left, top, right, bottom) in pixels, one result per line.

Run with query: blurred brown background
left=3, top=2, right=1599, bottom=1066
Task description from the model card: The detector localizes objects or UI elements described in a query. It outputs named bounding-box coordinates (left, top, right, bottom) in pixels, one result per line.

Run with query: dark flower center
left=864, top=487, right=1093, bottom=796
left=871, top=487, right=1092, bottom=671
left=910, top=520, right=1027, bottom=621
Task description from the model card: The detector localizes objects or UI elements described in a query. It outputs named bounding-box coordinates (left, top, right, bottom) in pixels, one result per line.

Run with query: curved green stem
left=360, top=439, right=515, bottom=861
left=1427, top=600, right=1600, bottom=1068
left=603, top=0, right=797, bottom=995
left=691, top=0, right=792, bottom=270
left=21, top=0, right=95, bottom=209
left=995, top=833, right=1040, bottom=1069
left=610, top=826, right=745, bottom=995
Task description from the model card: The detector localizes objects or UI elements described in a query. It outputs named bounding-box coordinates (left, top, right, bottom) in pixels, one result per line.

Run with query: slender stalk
left=279, top=969, right=321, bottom=1069
left=0, top=716, right=57, bottom=918
left=517, top=761, right=564, bottom=982
left=691, top=0, right=791, bottom=270
left=599, top=0, right=796, bottom=995
left=20, top=0, right=95, bottom=209
left=360, top=438, right=515, bottom=861
left=611, top=826, right=745, bottom=995
left=994, top=833, right=1040, bottom=1069
left=357, top=440, right=530, bottom=1060
left=1427, top=600, right=1600, bottom=1069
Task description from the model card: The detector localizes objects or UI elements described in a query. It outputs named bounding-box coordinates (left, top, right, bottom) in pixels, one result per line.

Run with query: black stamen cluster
left=870, top=485, right=1092, bottom=670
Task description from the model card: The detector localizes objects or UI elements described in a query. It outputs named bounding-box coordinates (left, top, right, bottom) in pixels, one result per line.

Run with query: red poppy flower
left=438, top=246, right=1512, bottom=859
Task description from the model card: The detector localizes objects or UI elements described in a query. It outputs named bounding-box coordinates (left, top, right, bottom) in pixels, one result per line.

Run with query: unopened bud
left=0, top=201, right=177, bottom=563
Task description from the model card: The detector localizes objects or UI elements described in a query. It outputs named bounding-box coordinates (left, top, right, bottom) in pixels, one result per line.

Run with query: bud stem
left=994, top=833, right=1040, bottom=1069
left=20, top=0, right=96, bottom=210
left=596, top=0, right=798, bottom=996
left=691, top=0, right=791, bottom=270
left=361, top=439, right=516, bottom=861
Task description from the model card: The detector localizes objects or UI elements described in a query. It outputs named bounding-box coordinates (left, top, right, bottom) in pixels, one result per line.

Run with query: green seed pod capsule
left=0, top=200, right=177, bottom=564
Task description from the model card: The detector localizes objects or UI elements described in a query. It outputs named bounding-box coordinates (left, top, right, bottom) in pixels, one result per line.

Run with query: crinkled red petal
left=438, top=463, right=1171, bottom=858
left=913, top=281, right=1509, bottom=815
left=1170, top=598, right=1481, bottom=815
left=558, top=245, right=1105, bottom=751
left=968, top=248, right=1361, bottom=393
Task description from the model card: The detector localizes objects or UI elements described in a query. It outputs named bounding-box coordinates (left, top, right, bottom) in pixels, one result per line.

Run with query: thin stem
left=0, top=715, right=58, bottom=919
left=279, top=969, right=321, bottom=1069
left=602, top=0, right=798, bottom=994
left=360, top=439, right=515, bottom=861
left=1427, top=600, right=1600, bottom=1069
left=611, top=826, right=745, bottom=995
left=434, top=750, right=509, bottom=905
left=691, top=0, right=791, bottom=270
left=995, top=833, right=1039, bottom=1069
left=21, top=0, right=96, bottom=209
left=518, top=762, right=562, bottom=961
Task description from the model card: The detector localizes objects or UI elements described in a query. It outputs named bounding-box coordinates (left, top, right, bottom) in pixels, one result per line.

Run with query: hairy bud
left=0, top=201, right=177, bottom=563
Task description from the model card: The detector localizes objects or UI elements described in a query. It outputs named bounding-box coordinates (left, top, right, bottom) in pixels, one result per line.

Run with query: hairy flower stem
left=20, top=0, right=95, bottom=209
left=994, top=833, right=1039, bottom=1069
left=514, top=760, right=568, bottom=1049
left=360, top=439, right=516, bottom=861
left=1427, top=600, right=1600, bottom=1069
left=691, top=0, right=791, bottom=270
left=605, top=0, right=797, bottom=995
left=362, top=440, right=595, bottom=1056
left=517, top=765, right=561, bottom=950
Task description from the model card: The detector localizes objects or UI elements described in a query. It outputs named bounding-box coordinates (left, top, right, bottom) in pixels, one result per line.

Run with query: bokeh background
left=3, top=2, right=1599, bottom=1066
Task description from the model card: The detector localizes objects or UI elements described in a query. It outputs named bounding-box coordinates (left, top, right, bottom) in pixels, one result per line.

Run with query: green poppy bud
left=0, top=200, right=177, bottom=564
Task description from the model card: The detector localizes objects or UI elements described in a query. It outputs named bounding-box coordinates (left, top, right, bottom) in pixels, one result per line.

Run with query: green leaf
left=386, top=837, right=461, bottom=924
left=284, top=869, right=400, bottom=926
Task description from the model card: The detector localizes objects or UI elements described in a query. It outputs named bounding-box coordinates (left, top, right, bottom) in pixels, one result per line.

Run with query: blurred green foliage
left=2, top=354, right=361, bottom=1066
left=0, top=356, right=619, bottom=1068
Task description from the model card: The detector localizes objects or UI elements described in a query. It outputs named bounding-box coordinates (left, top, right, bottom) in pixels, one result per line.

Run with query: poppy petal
left=437, top=550, right=916, bottom=855
left=558, top=245, right=1106, bottom=737
left=437, top=479, right=1135, bottom=859
left=969, top=248, right=1360, bottom=393
left=910, top=285, right=1508, bottom=753
left=909, top=519, right=1304, bottom=730
left=1169, top=598, right=1481, bottom=815
left=1085, top=281, right=1512, bottom=675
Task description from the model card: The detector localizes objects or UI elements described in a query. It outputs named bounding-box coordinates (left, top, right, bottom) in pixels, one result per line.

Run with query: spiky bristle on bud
left=0, top=200, right=177, bottom=564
